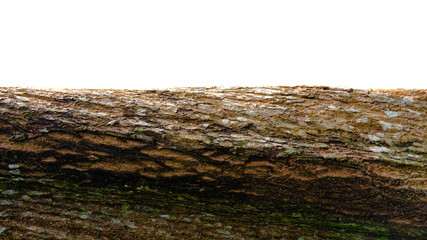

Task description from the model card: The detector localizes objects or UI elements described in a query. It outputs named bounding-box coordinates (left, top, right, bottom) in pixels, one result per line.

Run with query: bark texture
left=0, top=86, right=426, bottom=227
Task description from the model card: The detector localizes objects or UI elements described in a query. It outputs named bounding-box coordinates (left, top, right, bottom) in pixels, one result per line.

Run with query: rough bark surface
left=0, top=86, right=426, bottom=229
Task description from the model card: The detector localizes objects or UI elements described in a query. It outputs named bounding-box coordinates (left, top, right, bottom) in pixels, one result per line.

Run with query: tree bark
left=0, top=86, right=426, bottom=226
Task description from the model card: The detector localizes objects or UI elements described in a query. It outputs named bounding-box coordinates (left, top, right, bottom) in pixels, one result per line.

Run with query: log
left=0, top=86, right=426, bottom=227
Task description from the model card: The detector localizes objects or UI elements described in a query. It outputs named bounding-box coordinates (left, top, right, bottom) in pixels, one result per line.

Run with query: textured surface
left=0, top=86, right=426, bottom=238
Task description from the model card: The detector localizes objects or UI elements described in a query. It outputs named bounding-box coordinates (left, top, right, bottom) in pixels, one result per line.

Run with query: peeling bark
left=0, top=86, right=426, bottom=227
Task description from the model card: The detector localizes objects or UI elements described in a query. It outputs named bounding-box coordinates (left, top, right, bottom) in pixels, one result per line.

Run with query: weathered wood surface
left=0, top=86, right=426, bottom=227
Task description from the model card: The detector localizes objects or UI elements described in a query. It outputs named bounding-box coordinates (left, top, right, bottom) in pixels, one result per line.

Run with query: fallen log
left=0, top=86, right=426, bottom=227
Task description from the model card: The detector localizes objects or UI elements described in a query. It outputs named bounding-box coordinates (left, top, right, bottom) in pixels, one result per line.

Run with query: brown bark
left=0, top=86, right=426, bottom=226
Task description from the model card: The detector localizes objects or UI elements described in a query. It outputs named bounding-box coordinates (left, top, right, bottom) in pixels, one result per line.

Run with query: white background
left=1, top=0, right=426, bottom=89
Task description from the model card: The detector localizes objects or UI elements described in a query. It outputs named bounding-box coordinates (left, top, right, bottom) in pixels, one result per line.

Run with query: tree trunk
left=1, top=86, right=426, bottom=227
